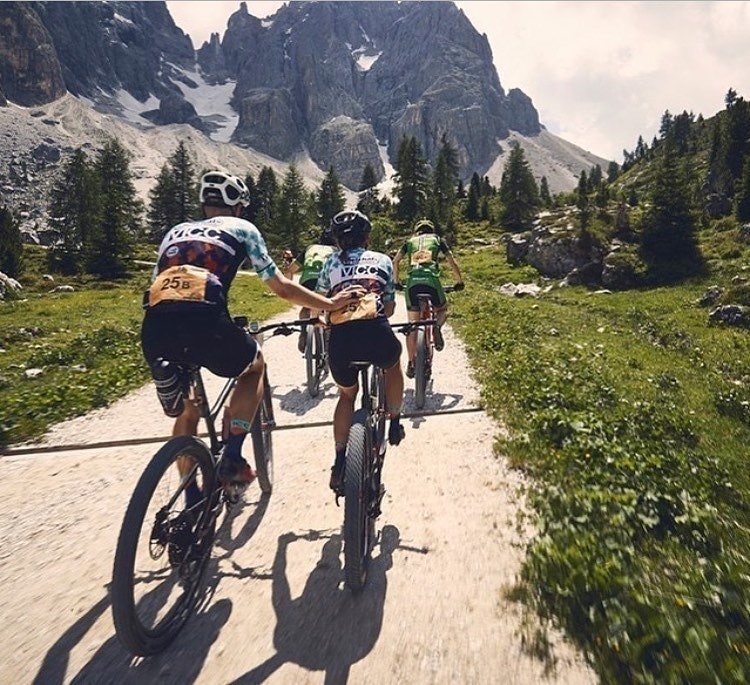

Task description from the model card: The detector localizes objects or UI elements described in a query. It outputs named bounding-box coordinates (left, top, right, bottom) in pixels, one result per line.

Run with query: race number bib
left=329, top=292, right=379, bottom=325
left=411, top=249, right=433, bottom=266
left=148, top=265, right=211, bottom=306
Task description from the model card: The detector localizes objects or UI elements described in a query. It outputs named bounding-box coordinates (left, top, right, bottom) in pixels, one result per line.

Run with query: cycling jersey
left=399, top=233, right=450, bottom=279
left=293, top=243, right=336, bottom=288
left=146, top=216, right=278, bottom=310
left=317, top=246, right=401, bottom=385
left=399, top=233, right=451, bottom=311
left=316, top=247, right=395, bottom=322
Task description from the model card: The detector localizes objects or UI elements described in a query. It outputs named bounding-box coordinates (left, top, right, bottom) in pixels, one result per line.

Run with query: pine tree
left=147, top=165, right=177, bottom=243
left=357, top=163, right=381, bottom=217
left=316, top=166, right=345, bottom=228
left=47, top=148, right=101, bottom=274
left=539, top=176, right=552, bottom=207
left=0, top=204, right=23, bottom=278
left=88, top=138, right=142, bottom=278
left=735, top=156, right=750, bottom=222
left=464, top=172, right=481, bottom=221
left=242, top=173, right=261, bottom=223
left=606, top=161, right=620, bottom=183
left=499, top=143, right=540, bottom=231
left=641, top=139, right=703, bottom=281
left=392, top=136, right=429, bottom=224
left=431, top=135, right=459, bottom=229
left=577, top=170, right=590, bottom=230
left=146, top=142, right=198, bottom=242
left=276, top=164, right=309, bottom=253
left=169, top=141, right=198, bottom=223
left=255, top=166, right=278, bottom=235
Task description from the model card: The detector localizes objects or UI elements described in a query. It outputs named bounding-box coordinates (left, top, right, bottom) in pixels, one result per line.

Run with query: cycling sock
left=224, top=430, right=247, bottom=461
left=334, top=447, right=346, bottom=467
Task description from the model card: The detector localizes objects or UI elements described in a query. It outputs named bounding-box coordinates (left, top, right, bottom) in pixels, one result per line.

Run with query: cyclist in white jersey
left=316, top=210, right=405, bottom=495
left=141, top=171, right=361, bottom=504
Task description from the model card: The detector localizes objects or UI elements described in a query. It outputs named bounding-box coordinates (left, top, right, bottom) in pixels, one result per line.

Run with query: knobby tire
left=251, top=379, right=274, bottom=494
left=305, top=326, right=325, bottom=398
left=414, top=328, right=427, bottom=409
left=111, top=435, right=216, bottom=656
left=343, top=410, right=373, bottom=592
left=369, top=367, right=387, bottom=450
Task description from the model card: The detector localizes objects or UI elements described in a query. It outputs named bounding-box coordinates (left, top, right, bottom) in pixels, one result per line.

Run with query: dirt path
left=0, top=296, right=595, bottom=684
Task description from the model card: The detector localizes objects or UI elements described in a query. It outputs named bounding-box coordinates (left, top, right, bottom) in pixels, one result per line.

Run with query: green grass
left=0, top=249, right=288, bottom=446
left=451, top=244, right=750, bottom=683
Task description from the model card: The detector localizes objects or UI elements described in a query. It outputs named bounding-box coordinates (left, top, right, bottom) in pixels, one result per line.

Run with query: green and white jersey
left=295, top=243, right=336, bottom=284
left=399, top=233, right=451, bottom=279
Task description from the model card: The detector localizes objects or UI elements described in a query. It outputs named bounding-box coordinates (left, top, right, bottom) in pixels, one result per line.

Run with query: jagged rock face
left=233, top=88, right=303, bottom=160
left=214, top=1, right=539, bottom=185
left=0, top=4, right=66, bottom=106
left=141, top=93, right=211, bottom=134
left=310, top=116, right=385, bottom=189
left=29, top=1, right=194, bottom=102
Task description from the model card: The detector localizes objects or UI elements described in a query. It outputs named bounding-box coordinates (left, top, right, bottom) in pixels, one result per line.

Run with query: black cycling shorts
left=406, top=283, right=446, bottom=311
left=300, top=278, right=317, bottom=291
left=141, top=305, right=260, bottom=378
left=328, top=318, right=402, bottom=388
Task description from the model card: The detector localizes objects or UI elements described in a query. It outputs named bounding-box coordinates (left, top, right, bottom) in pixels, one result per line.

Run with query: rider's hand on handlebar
left=453, top=282, right=465, bottom=291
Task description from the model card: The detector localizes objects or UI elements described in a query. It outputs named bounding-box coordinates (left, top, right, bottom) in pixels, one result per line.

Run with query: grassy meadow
left=0, top=246, right=287, bottom=446
left=451, top=240, right=750, bottom=682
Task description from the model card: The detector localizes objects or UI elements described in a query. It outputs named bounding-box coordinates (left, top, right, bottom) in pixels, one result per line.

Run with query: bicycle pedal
left=222, top=482, right=247, bottom=504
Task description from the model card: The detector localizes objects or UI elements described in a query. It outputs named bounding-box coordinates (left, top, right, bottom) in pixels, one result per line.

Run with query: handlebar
left=234, top=316, right=322, bottom=337
left=390, top=319, right=438, bottom=336
left=394, top=283, right=464, bottom=292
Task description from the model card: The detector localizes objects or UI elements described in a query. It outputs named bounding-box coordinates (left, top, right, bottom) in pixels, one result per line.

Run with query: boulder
left=709, top=304, right=750, bottom=327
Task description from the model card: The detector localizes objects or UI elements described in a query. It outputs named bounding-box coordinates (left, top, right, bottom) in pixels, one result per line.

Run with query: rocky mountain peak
left=0, top=0, right=607, bottom=197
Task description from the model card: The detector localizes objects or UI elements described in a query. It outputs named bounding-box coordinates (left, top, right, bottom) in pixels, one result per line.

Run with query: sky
left=166, top=1, right=750, bottom=163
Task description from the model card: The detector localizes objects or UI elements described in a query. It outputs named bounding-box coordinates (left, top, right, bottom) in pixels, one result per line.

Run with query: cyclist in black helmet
left=316, top=210, right=406, bottom=495
left=141, top=171, right=362, bottom=505
left=284, top=226, right=338, bottom=353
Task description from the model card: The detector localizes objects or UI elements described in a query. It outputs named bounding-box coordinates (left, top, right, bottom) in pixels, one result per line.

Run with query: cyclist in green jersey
left=284, top=228, right=337, bottom=352
left=393, top=218, right=464, bottom=378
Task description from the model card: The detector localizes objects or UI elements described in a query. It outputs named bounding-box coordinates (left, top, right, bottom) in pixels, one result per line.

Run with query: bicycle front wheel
left=251, top=376, right=274, bottom=494
left=343, top=409, right=375, bottom=592
left=414, top=327, right=427, bottom=409
left=111, top=436, right=216, bottom=656
left=369, top=366, right=387, bottom=451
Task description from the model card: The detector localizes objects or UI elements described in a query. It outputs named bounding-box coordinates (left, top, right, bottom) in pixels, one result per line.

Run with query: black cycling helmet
left=414, top=218, right=435, bottom=235
left=318, top=226, right=336, bottom=246
left=199, top=170, right=250, bottom=208
left=330, top=210, right=371, bottom=248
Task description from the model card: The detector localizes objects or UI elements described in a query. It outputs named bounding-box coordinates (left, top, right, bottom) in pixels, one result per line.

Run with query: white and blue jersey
left=154, top=216, right=278, bottom=295
left=316, top=247, right=395, bottom=319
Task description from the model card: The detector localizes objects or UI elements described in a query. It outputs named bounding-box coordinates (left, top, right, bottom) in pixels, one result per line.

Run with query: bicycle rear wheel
left=305, top=326, right=325, bottom=397
left=251, top=376, right=274, bottom=494
left=111, top=436, right=216, bottom=656
left=343, top=409, right=374, bottom=592
left=414, top=328, right=427, bottom=409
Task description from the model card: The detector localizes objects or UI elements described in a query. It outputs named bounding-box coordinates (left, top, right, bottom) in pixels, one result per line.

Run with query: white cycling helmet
left=199, top=170, right=250, bottom=207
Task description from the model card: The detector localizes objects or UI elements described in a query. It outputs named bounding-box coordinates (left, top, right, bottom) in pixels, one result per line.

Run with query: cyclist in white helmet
left=141, top=170, right=362, bottom=504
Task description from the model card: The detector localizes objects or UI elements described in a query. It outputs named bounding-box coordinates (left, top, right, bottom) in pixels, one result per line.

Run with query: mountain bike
left=110, top=317, right=315, bottom=656
left=340, top=320, right=429, bottom=592
left=397, top=284, right=459, bottom=409
left=303, top=321, right=329, bottom=397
